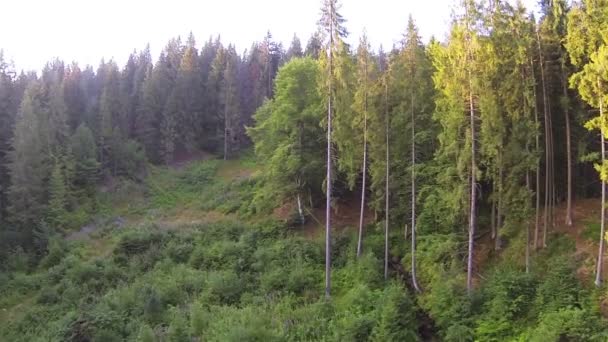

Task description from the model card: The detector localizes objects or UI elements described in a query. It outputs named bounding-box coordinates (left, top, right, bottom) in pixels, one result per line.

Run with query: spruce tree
left=318, top=0, right=349, bottom=298
left=566, top=0, right=608, bottom=286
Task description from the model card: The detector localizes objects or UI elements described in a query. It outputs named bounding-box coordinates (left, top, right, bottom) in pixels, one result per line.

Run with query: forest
left=1, top=0, right=608, bottom=340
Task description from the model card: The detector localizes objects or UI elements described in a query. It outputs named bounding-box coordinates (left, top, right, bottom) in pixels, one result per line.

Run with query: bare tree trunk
left=467, top=86, right=476, bottom=294
left=411, top=77, right=421, bottom=292
left=325, top=1, right=334, bottom=299
left=384, top=78, right=390, bottom=281
left=224, top=83, right=230, bottom=161
left=465, top=3, right=476, bottom=295
left=537, top=26, right=551, bottom=249
left=561, top=62, right=573, bottom=227
left=495, top=157, right=503, bottom=250
left=526, top=170, right=531, bottom=273
left=297, top=193, right=304, bottom=224
left=531, top=58, right=541, bottom=251
left=596, top=80, right=605, bottom=287
left=357, top=52, right=369, bottom=258
left=491, top=198, right=496, bottom=240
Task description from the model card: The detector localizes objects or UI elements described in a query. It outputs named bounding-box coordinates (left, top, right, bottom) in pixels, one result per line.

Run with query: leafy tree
left=248, top=57, right=324, bottom=215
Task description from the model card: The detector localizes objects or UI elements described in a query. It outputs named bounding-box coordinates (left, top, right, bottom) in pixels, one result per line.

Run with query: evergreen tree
left=286, top=34, right=304, bottom=60
left=429, top=0, right=483, bottom=293
left=46, top=159, right=68, bottom=228
left=318, top=0, right=349, bottom=298
left=566, top=0, right=608, bottom=286
left=305, top=32, right=323, bottom=59
left=221, top=45, right=242, bottom=159
left=388, top=15, right=436, bottom=291
left=8, top=82, right=50, bottom=228
left=0, top=51, right=17, bottom=222
left=70, top=124, right=99, bottom=198
left=353, top=32, right=378, bottom=257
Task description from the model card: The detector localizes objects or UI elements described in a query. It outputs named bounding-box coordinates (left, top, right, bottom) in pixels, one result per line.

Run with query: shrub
left=205, top=270, right=243, bottom=305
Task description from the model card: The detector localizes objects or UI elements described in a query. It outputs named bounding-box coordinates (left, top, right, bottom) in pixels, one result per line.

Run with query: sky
left=1, top=0, right=540, bottom=72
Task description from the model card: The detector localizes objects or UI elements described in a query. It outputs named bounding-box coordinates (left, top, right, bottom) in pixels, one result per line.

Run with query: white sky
left=1, top=0, right=540, bottom=72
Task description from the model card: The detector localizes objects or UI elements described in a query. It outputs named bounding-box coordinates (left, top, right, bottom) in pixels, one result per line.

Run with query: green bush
left=205, top=270, right=243, bottom=305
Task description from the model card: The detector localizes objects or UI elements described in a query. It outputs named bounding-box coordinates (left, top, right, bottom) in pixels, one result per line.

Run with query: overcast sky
left=1, top=0, right=540, bottom=72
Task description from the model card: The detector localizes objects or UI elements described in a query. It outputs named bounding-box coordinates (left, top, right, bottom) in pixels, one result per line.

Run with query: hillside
left=0, top=155, right=607, bottom=341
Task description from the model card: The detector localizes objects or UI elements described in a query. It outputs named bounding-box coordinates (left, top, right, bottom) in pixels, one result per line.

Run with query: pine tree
left=353, top=32, right=377, bottom=257
left=70, top=124, right=99, bottom=198
left=47, top=159, right=68, bottom=228
left=208, top=44, right=228, bottom=154
left=430, top=0, right=483, bottom=294
left=221, top=46, right=241, bottom=159
left=566, top=0, right=608, bottom=286
left=286, top=34, right=304, bottom=60
left=305, top=32, right=323, bottom=59
left=8, top=82, right=50, bottom=227
left=391, top=15, right=436, bottom=291
left=318, top=0, right=349, bottom=298
left=0, top=51, right=17, bottom=223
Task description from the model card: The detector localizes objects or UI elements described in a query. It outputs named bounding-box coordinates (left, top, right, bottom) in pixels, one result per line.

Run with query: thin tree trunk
left=357, top=52, right=369, bottom=258
left=561, top=62, right=573, bottom=227
left=411, top=75, right=421, bottom=292
left=531, top=58, right=541, bottom=251
left=596, top=80, right=605, bottom=287
left=325, top=2, right=334, bottom=299
left=224, top=83, right=229, bottom=161
left=491, top=198, right=496, bottom=240
left=467, top=86, right=476, bottom=294
left=526, top=170, right=531, bottom=273
left=384, top=78, right=390, bottom=281
left=537, top=26, right=551, bottom=248
left=496, top=157, right=503, bottom=250
left=465, top=3, right=476, bottom=295
left=297, top=193, right=304, bottom=224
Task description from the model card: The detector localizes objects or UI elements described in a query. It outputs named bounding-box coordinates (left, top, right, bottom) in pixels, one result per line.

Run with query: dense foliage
left=2, top=0, right=608, bottom=340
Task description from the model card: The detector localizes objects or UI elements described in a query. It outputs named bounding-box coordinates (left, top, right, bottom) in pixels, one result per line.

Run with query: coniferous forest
left=2, top=0, right=608, bottom=340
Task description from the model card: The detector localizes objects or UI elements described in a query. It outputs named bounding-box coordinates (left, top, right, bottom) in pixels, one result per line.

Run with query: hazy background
left=1, top=0, right=540, bottom=71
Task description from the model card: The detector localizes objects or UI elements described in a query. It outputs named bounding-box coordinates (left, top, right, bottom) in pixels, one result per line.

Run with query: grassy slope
left=1, top=153, right=607, bottom=341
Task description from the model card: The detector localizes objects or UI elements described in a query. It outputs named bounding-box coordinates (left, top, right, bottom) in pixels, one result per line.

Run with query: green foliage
left=248, top=57, right=324, bottom=212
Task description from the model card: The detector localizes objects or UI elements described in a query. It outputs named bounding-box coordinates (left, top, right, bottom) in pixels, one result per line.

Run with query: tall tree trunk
left=491, top=198, right=496, bottom=240
left=224, top=84, right=229, bottom=161
left=384, top=78, right=390, bottom=281
left=596, top=80, right=605, bottom=287
left=532, top=58, right=541, bottom=251
left=537, top=27, right=551, bottom=248
left=465, top=3, right=476, bottom=295
left=526, top=170, right=531, bottom=273
left=495, top=156, right=503, bottom=250
left=297, top=193, right=304, bottom=224
left=561, top=62, right=573, bottom=227
left=357, top=53, right=368, bottom=258
left=325, top=2, right=334, bottom=299
left=411, top=77, right=421, bottom=292
left=467, top=81, right=476, bottom=294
